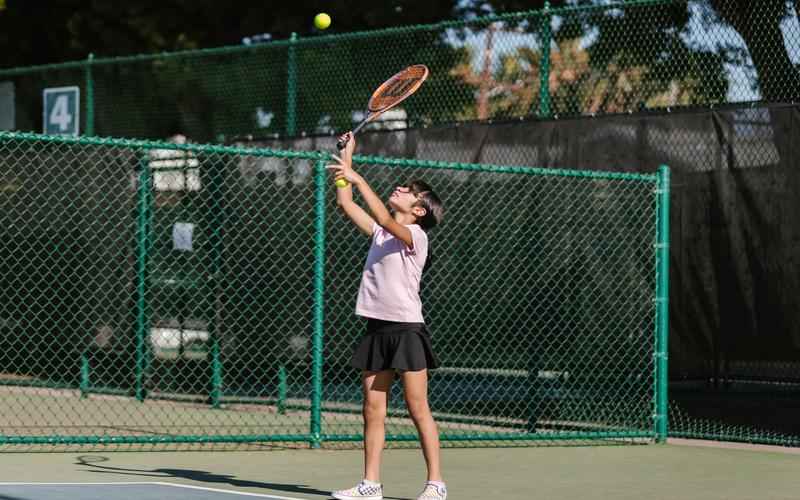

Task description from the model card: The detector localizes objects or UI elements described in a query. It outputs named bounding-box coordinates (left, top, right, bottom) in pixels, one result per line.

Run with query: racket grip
left=336, top=132, right=353, bottom=150
left=336, top=120, right=369, bottom=150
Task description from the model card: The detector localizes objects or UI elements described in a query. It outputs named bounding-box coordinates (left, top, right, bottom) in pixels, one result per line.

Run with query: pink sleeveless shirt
left=355, top=223, right=428, bottom=323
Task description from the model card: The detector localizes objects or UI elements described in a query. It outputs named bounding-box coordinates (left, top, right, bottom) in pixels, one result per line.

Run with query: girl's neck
left=394, top=212, right=417, bottom=225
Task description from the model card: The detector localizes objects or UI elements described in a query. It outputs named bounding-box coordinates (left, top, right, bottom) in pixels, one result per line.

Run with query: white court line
left=0, top=482, right=155, bottom=485
left=152, top=482, right=308, bottom=499
left=0, top=481, right=307, bottom=500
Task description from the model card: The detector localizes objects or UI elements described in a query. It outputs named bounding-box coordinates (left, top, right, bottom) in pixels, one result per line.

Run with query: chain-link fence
left=1, top=0, right=797, bottom=141
left=243, top=103, right=800, bottom=449
left=0, top=131, right=667, bottom=450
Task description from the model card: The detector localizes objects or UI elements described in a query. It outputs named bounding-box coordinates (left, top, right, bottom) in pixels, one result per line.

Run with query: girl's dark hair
left=406, top=180, right=443, bottom=231
left=404, top=179, right=443, bottom=278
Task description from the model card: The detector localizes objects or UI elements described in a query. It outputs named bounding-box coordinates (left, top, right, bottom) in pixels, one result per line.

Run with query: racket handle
left=336, top=120, right=369, bottom=150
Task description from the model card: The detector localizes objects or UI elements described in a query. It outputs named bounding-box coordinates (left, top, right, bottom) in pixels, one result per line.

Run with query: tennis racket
left=337, top=64, right=429, bottom=150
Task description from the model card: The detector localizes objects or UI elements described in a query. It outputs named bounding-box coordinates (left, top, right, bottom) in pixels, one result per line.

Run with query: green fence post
left=654, top=164, right=671, bottom=442
left=135, top=154, right=153, bottom=402
left=208, top=323, right=222, bottom=408
left=538, top=2, right=552, bottom=118
left=277, top=365, right=287, bottom=415
left=209, top=164, right=224, bottom=409
left=79, top=353, right=90, bottom=398
left=85, top=53, right=94, bottom=136
left=310, top=160, right=327, bottom=448
left=286, top=32, right=298, bottom=137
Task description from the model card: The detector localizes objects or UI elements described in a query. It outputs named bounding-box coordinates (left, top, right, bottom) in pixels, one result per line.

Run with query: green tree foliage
left=463, top=0, right=800, bottom=106
left=0, top=0, right=458, bottom=66
left=1, top=1, right=797, bottom=139
left=0, top=0, right=470, bottom=140
left=450, top=2, right=728, bottom=119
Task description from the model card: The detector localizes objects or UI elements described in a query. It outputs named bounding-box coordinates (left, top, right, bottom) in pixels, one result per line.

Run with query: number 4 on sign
left=50, top=95, right=72, bottom=132
left=43, top=86, right=80, bottom=136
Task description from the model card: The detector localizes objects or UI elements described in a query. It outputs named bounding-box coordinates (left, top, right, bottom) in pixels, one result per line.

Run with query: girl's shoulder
left=407, top=223, right=427, bottom=237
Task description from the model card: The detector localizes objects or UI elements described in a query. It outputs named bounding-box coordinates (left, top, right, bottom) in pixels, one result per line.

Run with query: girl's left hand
left=326, top=154, right=363, bottom=186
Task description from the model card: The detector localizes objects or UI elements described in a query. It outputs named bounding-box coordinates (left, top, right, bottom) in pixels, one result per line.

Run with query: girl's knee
left=405, top=397, right=431, bottom=420
left=363, top=399, right=387, bottom=420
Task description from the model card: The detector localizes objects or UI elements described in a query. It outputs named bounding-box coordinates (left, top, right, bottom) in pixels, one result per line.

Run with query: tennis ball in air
left=314, top=13, right=331, bottom=30
left=335, top=178, right=349, bottom=188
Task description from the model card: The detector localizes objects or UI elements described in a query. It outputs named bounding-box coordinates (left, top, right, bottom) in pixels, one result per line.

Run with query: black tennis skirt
left=350, top=318, right=440, bottom=372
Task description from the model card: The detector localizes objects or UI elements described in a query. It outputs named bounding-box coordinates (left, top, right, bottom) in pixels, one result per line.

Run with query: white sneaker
left=417, top=482, right=447, bottom=500
left=331, top=480, right=383, bottom=500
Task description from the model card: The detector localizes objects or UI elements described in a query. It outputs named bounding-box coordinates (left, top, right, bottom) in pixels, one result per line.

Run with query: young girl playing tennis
left=328, top=132, right=447, bottom=500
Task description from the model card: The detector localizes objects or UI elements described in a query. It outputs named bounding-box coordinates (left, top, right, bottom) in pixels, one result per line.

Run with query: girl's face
left=388, top=184, right=423, bottom=215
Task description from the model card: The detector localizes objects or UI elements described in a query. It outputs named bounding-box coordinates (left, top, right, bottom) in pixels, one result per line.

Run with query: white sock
left=427, top=480, right=446, bottom=488
left=363, top=479, right=381, bottom=486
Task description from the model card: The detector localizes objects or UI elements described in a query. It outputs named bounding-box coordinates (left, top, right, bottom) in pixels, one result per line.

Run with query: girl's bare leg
left=362, top=369, right=395, bottom=482
left=401, top=369, right=442, bottom=481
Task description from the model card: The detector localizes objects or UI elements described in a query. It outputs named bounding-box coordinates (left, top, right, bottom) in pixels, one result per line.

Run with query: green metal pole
left=0, top=433, right=317, bottom=446
left=538, top=2, right=552, bottom=118
left=277, top=365, right=287, bottom=415
left=208, top=319, right=222, bottom=408
left=310, top=160, right=327, bottom=448
left=79, top=353, right=90, bottom=398
left=329, top=430, right=655, bottom=443
left=85, top=53, right=94, bottom=136
left=207, top=158, right=225, bottom=408
left=654, top=164, right=671, bottom=442
left=135, top=155, right=153, bottom=402
left=0, top=131, right=660, bottom=182
left=286, top=32, right=298, bottom=137
left=0, top=429, right=658, bottom=447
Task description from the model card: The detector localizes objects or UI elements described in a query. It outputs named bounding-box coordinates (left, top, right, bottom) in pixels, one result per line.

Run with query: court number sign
left=43, top=86, right=80, bottom=136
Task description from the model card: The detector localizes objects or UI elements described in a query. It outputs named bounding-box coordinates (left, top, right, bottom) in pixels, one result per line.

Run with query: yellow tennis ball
left=314, top=13, right=331, bottom=30
left=335, top=178, right=349, bottom=188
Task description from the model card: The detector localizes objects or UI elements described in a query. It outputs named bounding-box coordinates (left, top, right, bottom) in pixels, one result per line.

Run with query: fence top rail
left=0, top=131, right=659, bottom=182
left=0, top=0, right=673, bottom=76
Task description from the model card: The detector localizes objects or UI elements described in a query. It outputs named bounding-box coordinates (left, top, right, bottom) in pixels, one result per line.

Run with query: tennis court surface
left=0, top=441, right=797, bottom=500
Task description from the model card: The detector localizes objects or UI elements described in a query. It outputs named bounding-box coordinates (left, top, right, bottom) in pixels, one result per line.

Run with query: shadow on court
left=74, top=456, right=411, bottom=500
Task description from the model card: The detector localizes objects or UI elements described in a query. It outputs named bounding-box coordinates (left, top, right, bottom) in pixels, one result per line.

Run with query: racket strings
left=368, top=65, right=429, bottom=112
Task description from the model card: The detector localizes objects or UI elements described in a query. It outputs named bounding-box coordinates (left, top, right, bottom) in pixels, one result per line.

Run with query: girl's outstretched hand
left=338, top=131, right=355, bottom=162
left=327, top=159, right=364, bottom=186
left=327, top=133, right=363, bottom=186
